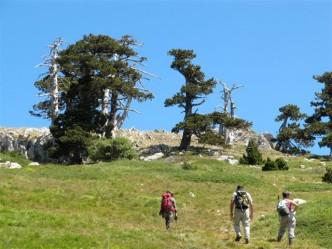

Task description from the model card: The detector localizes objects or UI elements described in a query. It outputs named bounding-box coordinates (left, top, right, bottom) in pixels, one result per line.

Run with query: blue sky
left=0, top=0, right=332, bottom=153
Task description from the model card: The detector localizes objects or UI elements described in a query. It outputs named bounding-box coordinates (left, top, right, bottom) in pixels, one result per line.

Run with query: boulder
left=142, top=152, right=164, bottom=161
left=0, top=161, right=22, bottom=169
left=227, top=159, right=239, bottom=165
left=28, top=162, right=40, bottom=166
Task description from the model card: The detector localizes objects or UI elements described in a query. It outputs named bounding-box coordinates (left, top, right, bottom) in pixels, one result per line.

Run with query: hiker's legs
left=288, top=216, right=296, bottom=240
left=241, top=209, right=251, bottom=240
left=233, top=209, right=243, bottom=238
left=277, top=216, right=288, bottom=240
left=164, top=211, right=173, bottom=230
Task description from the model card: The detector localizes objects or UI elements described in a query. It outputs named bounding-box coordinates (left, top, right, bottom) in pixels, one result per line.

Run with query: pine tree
left=275, top=104, right=311, bottom=154
left=33, top=34, right=153, bottom=163
left=240, top=139, right=264, bottom=165
left=165, top=49, right=217, bottom=150
left=306, top=72, right=332, bottom=156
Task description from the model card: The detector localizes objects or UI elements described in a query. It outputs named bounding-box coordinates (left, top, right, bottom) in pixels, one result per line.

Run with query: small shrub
left=275, top=158, right=288, bottom=170
left=262, top=157, right=277, bottom=171
left=262, top=157, right=288, bottom=171
left=88, top=137, right=137, bottom=162
left=182, top=161, right=197, bottom=170
left=322, top=167, right=332, bottom=183
left=240, top=139, right=264, bottom=165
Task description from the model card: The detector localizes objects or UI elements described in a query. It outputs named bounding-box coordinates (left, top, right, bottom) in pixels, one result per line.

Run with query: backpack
left=161, top=193, right=174, bottom=212
left=277, top=200, right=290, bottom=216
left=234, top=191, right=250, bottom=210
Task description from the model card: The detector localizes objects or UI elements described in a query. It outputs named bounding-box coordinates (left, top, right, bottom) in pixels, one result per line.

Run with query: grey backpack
left=277, top=200, right=290, bottom=216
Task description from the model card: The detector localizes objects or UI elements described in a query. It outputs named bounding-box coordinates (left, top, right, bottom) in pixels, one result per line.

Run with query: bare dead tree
left=35, top=38, right=63, bottom=124
left=217, top=81, right=243, bottom=143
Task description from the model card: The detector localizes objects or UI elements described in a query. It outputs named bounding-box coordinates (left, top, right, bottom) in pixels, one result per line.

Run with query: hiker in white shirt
left=230, top=185, right=254, bottom=244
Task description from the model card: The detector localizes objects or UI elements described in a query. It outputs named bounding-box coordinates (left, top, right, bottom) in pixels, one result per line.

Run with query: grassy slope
left=0, top=153, right=331, bottom=249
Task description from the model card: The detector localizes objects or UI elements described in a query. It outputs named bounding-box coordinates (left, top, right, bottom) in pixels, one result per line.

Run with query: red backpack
left=161, top=193, right=174, bottom=212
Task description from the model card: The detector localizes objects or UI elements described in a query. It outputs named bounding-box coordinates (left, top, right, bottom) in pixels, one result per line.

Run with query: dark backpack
left=277, top=200, right=290, bottom=216
left=234, top=191, right=250, bottom=210
left=161, top=193, right=174, bottom=212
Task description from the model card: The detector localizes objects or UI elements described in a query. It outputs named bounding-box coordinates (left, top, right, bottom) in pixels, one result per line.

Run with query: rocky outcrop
left=0, top=127, right=275, bottom=162
left=229, top=129, right=274, bottom=149
left=0, top=128, right=52, bottom=162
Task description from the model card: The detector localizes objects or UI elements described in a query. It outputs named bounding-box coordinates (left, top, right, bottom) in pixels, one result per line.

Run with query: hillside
left=0, top=127, right=274, bottom=162
left=0, top=152, right=331, bottom=249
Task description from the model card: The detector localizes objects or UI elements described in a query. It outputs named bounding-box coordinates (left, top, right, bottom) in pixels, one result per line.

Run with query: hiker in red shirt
left=159, top=191, right=177, bottom=229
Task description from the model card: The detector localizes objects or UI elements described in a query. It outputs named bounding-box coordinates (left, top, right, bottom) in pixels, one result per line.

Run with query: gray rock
left=28, top=162, right=40, bottom=166
left=217, top=155, right=234, bottom=161
left=143, top=152, right=164, bottom=161
left=0, top=128, right=52, bottom=162
left=227, top=159, right=239, bottom=165
left=0, top=161, right=22, bottom=169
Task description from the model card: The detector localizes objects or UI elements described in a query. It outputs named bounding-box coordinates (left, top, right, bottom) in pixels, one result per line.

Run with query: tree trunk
left=179, top=128, right=192, bottom=151
left=180, top=93, right=193, bottom=151
left=101, top=88, right=110, bottom=138
left=50, top=50, right=59, bottom=124
left=108, top=92, right=118, bottom=138
left=115, top=97, right=132, bottom=130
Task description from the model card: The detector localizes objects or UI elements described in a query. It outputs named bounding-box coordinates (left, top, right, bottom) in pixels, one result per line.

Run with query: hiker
left=159, top=191, right=177, bottom=230
left=277, top=191, right=298, bottom=246
left=230, top=185, right=254, bottom=244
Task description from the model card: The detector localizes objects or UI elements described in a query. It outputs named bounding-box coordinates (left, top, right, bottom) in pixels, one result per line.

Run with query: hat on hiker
left=282, top=191, right=291, bottom=198
left=236, top=185, right=244, bottom=191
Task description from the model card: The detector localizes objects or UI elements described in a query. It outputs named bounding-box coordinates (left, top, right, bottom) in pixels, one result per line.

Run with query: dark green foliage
left=198, top=131, right=225, bottom=146
left=49, top=124, right=92, bottom=164
left=165, top=49, right=217, bottom=150
left=305, top=72, right=332, bottom=156
left=275, top=158, right=288, bottom=170
left=262, top=157, right=288, bottom=171
left=275, top=104, right=312, bottom=154
left=262, top=157, right=277, bottom=171
left=88, top=137, right=137, bottom=162
left=240, top=139, right=264, bottom=165
left=172, top=114, right=224, bottom=146
left=322, top=167, right=332, bottom=183
left=35, top=34, right=153, bottom=163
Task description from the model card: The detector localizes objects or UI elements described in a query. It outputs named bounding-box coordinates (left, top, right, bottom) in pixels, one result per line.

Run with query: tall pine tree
left=33, top=34, right=153, bottom=163
left=306, top=72, right=332, bottom=156
left=165, top=49, right=217, bottom=150
left=274, top=104, right=311, bottom=154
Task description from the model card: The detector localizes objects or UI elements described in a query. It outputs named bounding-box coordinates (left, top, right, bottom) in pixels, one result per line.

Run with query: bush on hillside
left=262, top=157, right=288, bottom=171
left=275, top=158, right=289, bottom=170
left=262, top=157, right=277, bottom=171
left=322, top=166, right=332, bottom=183
left=88, top=137, right=137, bottom=162
left=240, top=138, right=264, bottom=165
left=181, top=161, right=197, bottom=170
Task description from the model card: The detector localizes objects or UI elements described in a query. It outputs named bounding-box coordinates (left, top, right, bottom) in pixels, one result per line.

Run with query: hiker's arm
left=249, top=203, right=253, bottom=219
left=290, top=200, right=299, bottom=211
left=230, top=200, right=234, bottom=220
left=172, top=198, right=177, bottom=210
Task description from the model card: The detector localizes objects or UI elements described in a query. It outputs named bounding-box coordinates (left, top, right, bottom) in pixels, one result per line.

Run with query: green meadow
left=0, top=153, right=331, bottom=249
